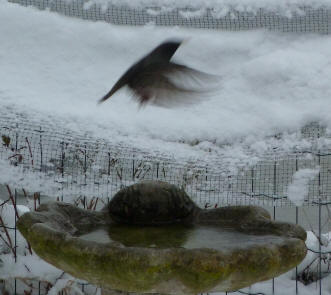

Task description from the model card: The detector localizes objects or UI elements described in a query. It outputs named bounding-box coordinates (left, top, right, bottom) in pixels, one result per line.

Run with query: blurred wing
left=164, top=62, right=221, bottom=91
left=129, top=63, right=221, bottom=108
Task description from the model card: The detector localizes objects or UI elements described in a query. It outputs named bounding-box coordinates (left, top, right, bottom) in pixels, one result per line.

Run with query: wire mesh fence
left=0, top=188, right=330, bottom=295
left=0, top=113, right=330, bottom=293
left=0, top=115, right=331, bottom=207
left=2, top=0, right=331, bottom=293
left=8, top=0, right=331, bottom=34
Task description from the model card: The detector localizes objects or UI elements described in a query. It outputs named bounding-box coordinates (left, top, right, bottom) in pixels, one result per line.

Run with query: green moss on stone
left=17, top=202, right=307, bottom=294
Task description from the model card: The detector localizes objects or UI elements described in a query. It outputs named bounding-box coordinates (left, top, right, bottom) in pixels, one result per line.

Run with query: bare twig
left=22, top=188, right=28, bottom=199
left=25, top=137, right=34, bottom=167
left=26, top=241, right=33, bottom=255
left=0, top=199, right=11, bottom=207
left=7, top=186, right=33, bottom=255
left=8, top=153, right=23, bottom=164
left=307, top=247, right=331, bottom=254
left=93, top=198, right=98, bottom=211
left=0, top=217, right=15, bottom=257
left=0, top=232, right=14, bottom=252
left=6, top=185, right=19, bottom=220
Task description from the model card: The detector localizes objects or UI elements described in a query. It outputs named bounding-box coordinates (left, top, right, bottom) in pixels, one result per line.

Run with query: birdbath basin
left=18, top=181, right=307, bottom=294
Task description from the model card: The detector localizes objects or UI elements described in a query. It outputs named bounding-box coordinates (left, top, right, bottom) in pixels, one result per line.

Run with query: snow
left=0, top=159, right=61, bottom=197
left=0, top=201, right=30, bottom=255
left=0, top=200, right=90, bottom=294
left=287, top=168, right=320, bottom=206
left=0, top=254, right=62, bottom=282
left=297, top=231, right=331, bottom=277
left=1, top=208, right=331, bottom=295
left=81, top=0, right=331, bottom=18
left=1, top=0, right=331, bottom=174
left=1, top=0, right=331, bottom=294
left=47, top=279, right=84, bottom=295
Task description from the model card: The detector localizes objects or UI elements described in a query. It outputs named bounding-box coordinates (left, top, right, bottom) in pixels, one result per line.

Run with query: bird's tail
left=98, top=75, right=128, bottom=104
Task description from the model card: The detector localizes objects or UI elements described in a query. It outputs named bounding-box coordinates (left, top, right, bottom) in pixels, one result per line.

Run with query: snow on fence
left=0, top=112, right=331, bottom=294
left=1, top=1, right=331, bottom=294
left=0, top=115, right=331, bottom=207
left=7, top=0, right=331, bottom=34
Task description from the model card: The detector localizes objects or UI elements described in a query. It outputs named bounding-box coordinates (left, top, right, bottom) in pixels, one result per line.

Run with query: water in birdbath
left=78, top=225, right=286, bottom=250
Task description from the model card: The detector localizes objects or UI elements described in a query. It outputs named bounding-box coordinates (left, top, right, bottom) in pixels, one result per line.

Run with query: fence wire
left=2, top=2, right=331, bottom=293
left=0, top=115, right=330, bottom=207
left=0, top=189, right=330, bottom=295
left=8, top=0, right=331, bottom=34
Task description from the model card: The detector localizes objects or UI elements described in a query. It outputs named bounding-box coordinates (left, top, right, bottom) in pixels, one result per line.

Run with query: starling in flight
left=99, top=39, right=217, bottom=107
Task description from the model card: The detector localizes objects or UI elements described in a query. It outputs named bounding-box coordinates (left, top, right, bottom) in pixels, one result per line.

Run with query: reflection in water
left=108, top=224, right=192, bottom=248
left=79, top=229, right=113, bottom=244
left=78, top=225, right=286, bottom=251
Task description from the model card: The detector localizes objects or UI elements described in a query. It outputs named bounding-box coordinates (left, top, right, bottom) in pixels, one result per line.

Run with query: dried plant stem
left=6, top=185, right=19, bottom=219
left=0, top=217, right=15, bottom=257
left=25, top=137, right=34, bottom=166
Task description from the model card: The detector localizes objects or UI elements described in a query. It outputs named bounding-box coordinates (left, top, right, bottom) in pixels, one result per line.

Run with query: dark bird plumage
left=99, top=39, right=218, bottom=107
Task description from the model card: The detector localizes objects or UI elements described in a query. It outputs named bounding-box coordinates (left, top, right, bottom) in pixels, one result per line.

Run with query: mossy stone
left=107, top=181, right=198, bottom=225
left=17, top=181, right=307, bottom=294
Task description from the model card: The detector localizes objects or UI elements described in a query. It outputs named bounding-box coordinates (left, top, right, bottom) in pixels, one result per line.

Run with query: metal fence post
left=39, top=126, right=43, bottom=172
left=14, top=189, right=17, bottom=295
left=296, top=206, right=299, bottom=294
left=61, top=141, right=65, bottom=202
left=319, top=199, right=322, bottom=295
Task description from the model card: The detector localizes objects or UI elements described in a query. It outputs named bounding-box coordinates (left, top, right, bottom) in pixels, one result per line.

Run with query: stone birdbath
left=18, top=181, right=307, bottom=294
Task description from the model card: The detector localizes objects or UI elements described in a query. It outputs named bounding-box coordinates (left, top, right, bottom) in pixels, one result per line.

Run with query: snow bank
left=0, top=201, right=30, bottom=255
left=287, top=168, right=320, bottom=206
left=0, top=201, right=89, bottom=294
left=297, top=231, right=331, bottom=276
left=0, top=159, right=61, bottom=197
left=0, top=254, right=61, bottom=282
left=1, top=0, right=331, bottom=173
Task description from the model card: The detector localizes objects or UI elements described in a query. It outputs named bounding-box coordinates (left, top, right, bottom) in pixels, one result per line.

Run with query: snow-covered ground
left=2, top=0, right=331, bottom=174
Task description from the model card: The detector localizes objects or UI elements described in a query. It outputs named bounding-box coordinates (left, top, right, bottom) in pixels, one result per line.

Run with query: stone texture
left=197, top=205, right=307, bottom=240
left=17, top=181, right=307, bottom=294
left=107, top=181, right=198, bottom=225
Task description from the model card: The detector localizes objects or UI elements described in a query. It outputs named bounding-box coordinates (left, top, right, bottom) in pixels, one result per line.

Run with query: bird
left=98, top=39, right=218, bottom=107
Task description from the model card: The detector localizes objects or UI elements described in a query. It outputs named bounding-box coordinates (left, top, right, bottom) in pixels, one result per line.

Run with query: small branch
left=0, top=222, right=15, bottom=257
left=307, top=247, right=331, bottom=255
left=26, top=241, right=33, bottom=255
left=0, top=232, right=14, bottom=253
left=6, top=185, right=33, bottom=255
left=300, top=256, right=320, bottom=274
left=25, top=137, right=34, bottom=167
left=24, top=264, right=31, bottom=273
left=8, top=153, right=23, bottom=163
left=93, top=198, right=98, bottom=211
left=22, top=188, right=28, bottom=199
left=0, top=199, right=11, bottom=207
left=6, top=185, right=19, bottom=220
